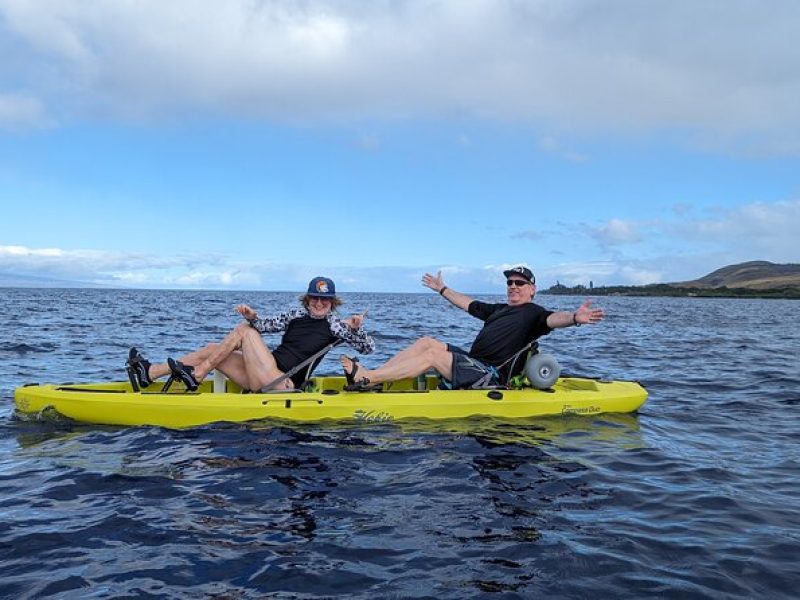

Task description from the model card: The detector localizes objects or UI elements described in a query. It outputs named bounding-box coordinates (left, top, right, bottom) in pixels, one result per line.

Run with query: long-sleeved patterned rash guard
left=248, top=308, right=375, bottom=387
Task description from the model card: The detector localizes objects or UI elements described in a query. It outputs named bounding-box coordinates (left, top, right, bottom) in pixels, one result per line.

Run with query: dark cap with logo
left=307, top=276, right=337, bottom=297
left=503, top=266, right=535, bottom=284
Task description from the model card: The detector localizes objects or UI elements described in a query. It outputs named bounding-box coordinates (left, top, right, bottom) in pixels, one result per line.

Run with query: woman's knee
left=233, top=322, right=252, bottom=335
left=234, top=323, right=263, bottom=345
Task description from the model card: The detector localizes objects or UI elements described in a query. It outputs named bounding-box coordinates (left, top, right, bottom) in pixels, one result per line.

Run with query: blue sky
left=1, top=1, right=798, bottom=293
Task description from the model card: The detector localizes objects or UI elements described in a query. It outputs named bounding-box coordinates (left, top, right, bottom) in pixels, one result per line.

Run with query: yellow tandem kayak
left=14, top=374, right=648, bottom=430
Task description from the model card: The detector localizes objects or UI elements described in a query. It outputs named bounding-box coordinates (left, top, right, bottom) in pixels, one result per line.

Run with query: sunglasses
left=506, top=279, right=530, bottom=287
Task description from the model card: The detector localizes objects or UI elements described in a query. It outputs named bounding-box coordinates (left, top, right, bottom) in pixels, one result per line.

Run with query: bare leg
left=379, top=338, right=441, bottom=370
left=235, top=326, right=293, bottom=390
left=341, top=337, right=453, bottom=384
left=189, top=322, right=254, bottom=380
left=161, top=326, right=293, bottom=391
left=146, top=322, right=274, bottom=383
left=147, top=344, right=219, bottom=380
left=202, top=351, right=250, bottom=389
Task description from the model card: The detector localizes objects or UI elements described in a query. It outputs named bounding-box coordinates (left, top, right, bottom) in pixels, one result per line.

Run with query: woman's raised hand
left=342, top=309, right=368, bottom=329
left=235, top=304, right=258, bottom=320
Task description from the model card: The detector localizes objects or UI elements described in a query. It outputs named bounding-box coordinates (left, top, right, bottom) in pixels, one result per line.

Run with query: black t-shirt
left=468, top=301, right=554, bottom=378
left=272, top=315, right=338, bottom=387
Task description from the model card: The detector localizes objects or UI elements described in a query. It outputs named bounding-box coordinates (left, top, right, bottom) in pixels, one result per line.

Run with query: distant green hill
left=544, top=261, right=800, bottom=299
left=674, top=260, right=800, bottom=290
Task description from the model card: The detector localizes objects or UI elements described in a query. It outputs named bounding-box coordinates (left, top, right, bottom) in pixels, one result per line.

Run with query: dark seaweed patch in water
left=0, top=342, right=58, bottom=354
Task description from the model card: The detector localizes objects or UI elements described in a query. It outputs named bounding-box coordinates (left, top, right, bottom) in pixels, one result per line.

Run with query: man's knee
left=417, top=336, right=443, bottom=351
left=422, top=342, right=449, bottom=363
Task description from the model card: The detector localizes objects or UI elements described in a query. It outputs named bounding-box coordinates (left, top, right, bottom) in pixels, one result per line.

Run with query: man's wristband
left=573, top=312, right=581, bottom=327
left=439, top=286, right=448, bottom=296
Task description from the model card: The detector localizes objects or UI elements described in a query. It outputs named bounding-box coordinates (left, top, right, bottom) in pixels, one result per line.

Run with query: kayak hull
left=14, top=375, right=648, bottom=429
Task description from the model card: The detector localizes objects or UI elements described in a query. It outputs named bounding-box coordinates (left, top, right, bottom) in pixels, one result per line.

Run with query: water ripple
left=0, top=289, right=799, bottom=597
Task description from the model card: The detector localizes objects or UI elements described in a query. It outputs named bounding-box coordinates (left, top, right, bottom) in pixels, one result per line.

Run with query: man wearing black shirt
left=341, top=266, right=603, bottom=389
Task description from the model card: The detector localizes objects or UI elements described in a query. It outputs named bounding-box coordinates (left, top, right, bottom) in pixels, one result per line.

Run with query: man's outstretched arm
left=547, top=299, right=605, bottom=329
left=422, top=270, right=473, bottom=311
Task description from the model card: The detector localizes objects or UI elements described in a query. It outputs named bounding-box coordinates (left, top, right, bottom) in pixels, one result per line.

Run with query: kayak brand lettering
left=353, top=409, right=393, bottom=423
left=561, top=404, right=601, bottom=416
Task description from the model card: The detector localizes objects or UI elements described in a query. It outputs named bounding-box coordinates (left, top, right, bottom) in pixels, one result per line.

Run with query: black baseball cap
left=503, top=266, right=535, bottom=284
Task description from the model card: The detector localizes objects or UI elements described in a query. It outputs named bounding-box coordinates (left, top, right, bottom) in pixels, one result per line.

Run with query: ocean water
left=0, top=288, right=798, bottom=599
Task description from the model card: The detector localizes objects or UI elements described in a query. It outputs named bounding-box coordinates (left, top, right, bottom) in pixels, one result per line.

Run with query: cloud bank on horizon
left=1, top=0, right=799, bottom=292
left=2, top=198, right=797, bottom=291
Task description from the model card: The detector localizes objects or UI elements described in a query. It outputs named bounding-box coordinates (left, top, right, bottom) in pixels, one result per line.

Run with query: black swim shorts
left=445, top=345, right=500, bottom=389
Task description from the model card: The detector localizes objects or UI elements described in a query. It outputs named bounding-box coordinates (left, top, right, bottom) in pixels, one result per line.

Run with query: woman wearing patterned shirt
left=127, top=277, right=374, bottom=391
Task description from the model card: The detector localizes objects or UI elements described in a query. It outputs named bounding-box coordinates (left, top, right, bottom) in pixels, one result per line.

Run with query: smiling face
left=506, top=277, right=535, bottom=306
left=307, top=295, right=334, bottom=317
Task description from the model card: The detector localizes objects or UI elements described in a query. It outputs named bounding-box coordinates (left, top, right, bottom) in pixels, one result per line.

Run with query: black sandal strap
left=342, top=356, right=361, bottom=385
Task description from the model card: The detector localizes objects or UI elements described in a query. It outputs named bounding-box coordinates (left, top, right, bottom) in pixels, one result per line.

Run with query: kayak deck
left=14, top=374, right=648, bottom=429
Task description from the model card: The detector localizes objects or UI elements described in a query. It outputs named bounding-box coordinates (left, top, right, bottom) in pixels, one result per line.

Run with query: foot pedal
left=161, top=376, right=175, bottom=393
left=161, top=376, right=197, bottom=393
left=344, top=383, right=383, bottom=393
left=126, top=366, right=140, bottom=392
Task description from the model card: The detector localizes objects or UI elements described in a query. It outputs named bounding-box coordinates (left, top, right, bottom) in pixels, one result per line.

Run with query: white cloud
left=586, top=218, right=642, bottom=246
left=561, top=199, right=798, bottom=281
left=169, top=270, right=262, bottom=288
left=0, top=244, right=249, bottom=287
left=1, top=1, right=799, bottom=152
left=669, top=199, right=800, bottom=261
left=570, top=199, right=800, bottom=284
left=618, top=265, right=664, bottom=286
left=2, top=198, right=797, bottom=293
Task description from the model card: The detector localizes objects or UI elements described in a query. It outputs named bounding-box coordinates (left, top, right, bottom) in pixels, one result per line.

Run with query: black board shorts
left=444, top=345, right=500, bottom=389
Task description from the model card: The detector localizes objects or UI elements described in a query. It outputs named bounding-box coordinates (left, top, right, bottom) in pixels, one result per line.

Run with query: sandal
left=341, top=355, right=381, bottom=391
left=342, top=356, right=361, bottom=386
left=126, top=347, right=153, bottom=389
left=167, top=357, right=199, bottom=392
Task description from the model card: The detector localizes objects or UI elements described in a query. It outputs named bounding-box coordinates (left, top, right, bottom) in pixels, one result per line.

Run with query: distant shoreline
left=2, top=284, right=799, bottom=299
left=543, top=284, right=800, bottom=299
